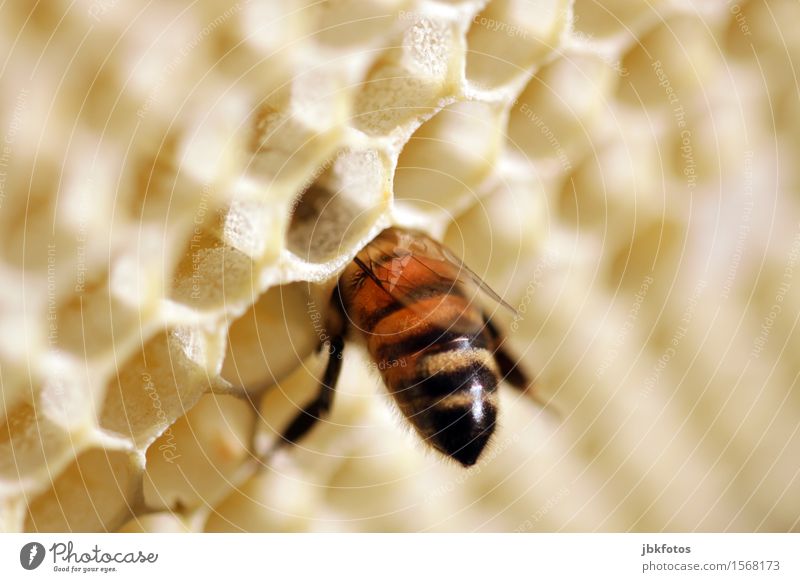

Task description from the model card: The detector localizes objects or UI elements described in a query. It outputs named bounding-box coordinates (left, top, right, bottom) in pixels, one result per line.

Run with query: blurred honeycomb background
left=1, top=0, right=798, bottom=532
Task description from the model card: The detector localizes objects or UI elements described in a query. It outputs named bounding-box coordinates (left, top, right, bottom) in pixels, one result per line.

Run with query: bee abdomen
left=374, top=325, right=489, bottom=366
left=391, top=349, right=499, bottom=466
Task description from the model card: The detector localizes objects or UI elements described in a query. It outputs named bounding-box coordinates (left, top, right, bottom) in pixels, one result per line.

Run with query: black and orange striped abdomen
left=337, top=227, right=499, bottom=466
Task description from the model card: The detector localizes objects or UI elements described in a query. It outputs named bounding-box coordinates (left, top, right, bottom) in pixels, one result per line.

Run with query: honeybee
left=275, top=226, right=538, bottom=467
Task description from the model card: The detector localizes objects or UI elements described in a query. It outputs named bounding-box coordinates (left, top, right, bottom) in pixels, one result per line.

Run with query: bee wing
left=355, top=231, right=517, bottom=322
left=418, top=235, right=518, bottom=316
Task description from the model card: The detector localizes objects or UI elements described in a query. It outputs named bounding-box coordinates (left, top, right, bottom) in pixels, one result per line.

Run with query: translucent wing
left=413, top=233, right=517, bottom=315
left=352, top=228, right=516, bottom=326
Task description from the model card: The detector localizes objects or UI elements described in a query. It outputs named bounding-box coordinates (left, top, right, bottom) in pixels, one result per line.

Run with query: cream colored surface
left=422, top=348, right=499, bottom=377
left=0, top=0, right=798, bottom=532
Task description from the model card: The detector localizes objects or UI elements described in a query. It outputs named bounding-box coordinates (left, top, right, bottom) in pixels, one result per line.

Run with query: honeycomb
left=1, top=0, right=799, bottom=532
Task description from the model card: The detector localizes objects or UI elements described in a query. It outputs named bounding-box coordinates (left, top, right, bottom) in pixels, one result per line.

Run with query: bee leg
left=485, top=317, right=550, bottom=410
left=484, top=318, right=531, bottom=388
left=255, top=286, right=348, bottom=466
left=273, top=335, right=344, bottom=454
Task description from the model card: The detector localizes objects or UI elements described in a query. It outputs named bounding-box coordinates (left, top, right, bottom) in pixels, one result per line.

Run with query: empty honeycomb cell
left=9, top=0, right=69, bottom=34
left=209, top=46, right=293, bottom=109
left=285, top=148, right=389, bottom=265
left=0, top=495, right=25, bottom=532
left=572, top=0, right=669, bottom=41
left=115, top=5, right=221, bottom=129
left=99, top=328, right=217, bottom=448
left=38, top=354, right=98, bottom=432
left=617, top=15, right=722, bottom=107
left=666, top=98, right=749, bottom=188
left=190, top=2, right=260, bottom=63
left=558, top=163, right=605, bottom=230
left=0, top=274, right=39, bottom=364
left=25, top=449, right=140, bottom=532
left=606, top=217, right=685, bottom=290
left=0, top=159, right=79, bottom=274
left=11, top=3, right=125, bottom=107
left=53, top=273, right=139, bottom=359
left=143, top=394, right=254, bottom=511
left=723, top=0, right=760, bottom=59
left=130, top=48, right=240, bottom=150
left=647, top=286, right=718, bottom=363
left=776, top=85, right=800, bottom=152
left=561, top=129, right=664, bottom=231
left=128, top=131, right=219, bottom=224
left=72, top=55, right=144, bottom=136
left=649, top=326, right=800, bottom=530
left=352, top=15, right=458, bottom=135
left=311, top=0, right=405, bottom=48
left=108, top=223, right=182, bottom=312
left=745, top=257, right=800, bottom=354
left=248, top=70, right=347, bottom=185
left=320, top=448, right=432, bottom=531
left=394, top=101, right=503, bottom=217
left=58, top=134, right=118, bottom=261
left=0, top=364, right=24, bottom=423
left=205, top=467, right=321, bottom=532
left=177, top=88, right=254, bottom=194
left=171, top=229, right=258, bottom=310
left=507, top=53, right=617, bottom=166
left=465, top=0, right=569, bottom=89
left=725, top=0, right=800, bottom=73
left=222, top=282, right=318, bottom=392
left=221, top=0, right=312, bottom=60
left=0, top=399, right=80, bottom=493
left=443, top=179, right=548, bottom=296
left=216, top=198, right=287, bottom=262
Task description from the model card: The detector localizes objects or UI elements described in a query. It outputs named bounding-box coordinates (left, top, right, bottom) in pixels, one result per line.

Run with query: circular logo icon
left=20, top=542, right=46, bottom=570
